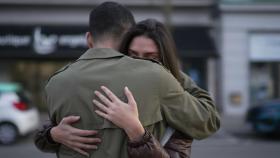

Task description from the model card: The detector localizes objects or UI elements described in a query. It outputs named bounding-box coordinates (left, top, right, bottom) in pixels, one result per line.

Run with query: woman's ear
left=86, top=32, right=94, bottom=48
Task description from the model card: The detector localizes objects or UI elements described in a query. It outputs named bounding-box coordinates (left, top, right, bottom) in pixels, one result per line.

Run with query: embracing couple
left=34, top=1, right=220, bottom=158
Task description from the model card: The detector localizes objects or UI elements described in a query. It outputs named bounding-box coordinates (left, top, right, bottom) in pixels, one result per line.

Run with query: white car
left=0, top=83, right=40, bottom=144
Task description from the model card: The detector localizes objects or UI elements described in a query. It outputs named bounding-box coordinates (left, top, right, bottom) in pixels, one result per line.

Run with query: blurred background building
left=0, top=0, right=279, bottom=118
left=219, top=0, right=280, bottom=116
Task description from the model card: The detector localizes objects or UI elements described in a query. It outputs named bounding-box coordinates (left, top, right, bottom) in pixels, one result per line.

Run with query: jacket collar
left=78, top=48, right=124, bottom=60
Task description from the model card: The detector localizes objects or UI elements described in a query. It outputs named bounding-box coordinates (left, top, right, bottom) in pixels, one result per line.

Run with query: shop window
left=9, top=61, right=70, bottom=111
left=250, top=62, right=280, bottom=105
left=181, top=58, right=207, bottom=90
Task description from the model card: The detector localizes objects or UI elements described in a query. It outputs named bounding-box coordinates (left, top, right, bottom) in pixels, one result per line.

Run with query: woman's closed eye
left=128, top=50, right=139, bottom=58
left=143, top=53, right=160, bottom=61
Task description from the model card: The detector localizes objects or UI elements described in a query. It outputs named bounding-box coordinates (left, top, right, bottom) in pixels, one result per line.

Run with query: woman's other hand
left=93, top=86, right=145, bottom=141
left=50, top=116, right=101, bottom=157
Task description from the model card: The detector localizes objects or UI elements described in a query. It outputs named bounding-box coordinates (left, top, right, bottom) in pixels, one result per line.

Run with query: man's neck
left=94, top=40, right=118, bottom=50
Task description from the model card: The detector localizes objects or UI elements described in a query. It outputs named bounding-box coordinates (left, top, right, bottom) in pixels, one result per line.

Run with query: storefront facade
left=220, top=0, right=280, bottom=115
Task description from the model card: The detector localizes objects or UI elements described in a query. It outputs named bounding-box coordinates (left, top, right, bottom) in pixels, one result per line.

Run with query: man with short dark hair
left=41, top=2, right=219, bottom=158
left=87, top=1, right=135, bottom=49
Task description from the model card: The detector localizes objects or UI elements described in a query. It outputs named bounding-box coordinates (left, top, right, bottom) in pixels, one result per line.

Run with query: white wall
left=220, top=6, right=280, bottom=115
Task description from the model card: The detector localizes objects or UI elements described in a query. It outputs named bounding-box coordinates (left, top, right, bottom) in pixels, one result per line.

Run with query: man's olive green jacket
left=45, top=48, right=220, bottom=158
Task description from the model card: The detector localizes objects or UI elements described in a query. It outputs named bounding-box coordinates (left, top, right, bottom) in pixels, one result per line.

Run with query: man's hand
left=50, top=116, right=101, bottom=157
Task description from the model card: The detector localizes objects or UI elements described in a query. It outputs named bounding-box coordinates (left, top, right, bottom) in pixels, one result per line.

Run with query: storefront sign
left=250, top=33, right=280, bottom=61
left=0, top=35, right=31, bottom=47
left=0, top=26, right=88, bottom=59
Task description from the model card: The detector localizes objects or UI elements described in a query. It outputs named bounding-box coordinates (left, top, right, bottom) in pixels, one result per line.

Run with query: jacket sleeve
left=180, top=72, right=221, bottom=138
left=164, top=131, right=193, bottom=158
left=127, top=129, right=170, bottom=158
left=158, top=68, right=220, bottom=140
left=34, top=120, right=60, bottom=153
left=127, top=130, right=193, bottom=158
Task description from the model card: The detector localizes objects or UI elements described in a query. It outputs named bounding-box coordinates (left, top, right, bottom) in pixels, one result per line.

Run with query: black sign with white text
left=0, top=26, right=88, bottom=59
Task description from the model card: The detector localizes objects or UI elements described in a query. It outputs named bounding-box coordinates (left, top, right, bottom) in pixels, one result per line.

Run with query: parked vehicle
left=247, top=99, right=280, bottom=134
left=0, top=83, right=39, bottom=144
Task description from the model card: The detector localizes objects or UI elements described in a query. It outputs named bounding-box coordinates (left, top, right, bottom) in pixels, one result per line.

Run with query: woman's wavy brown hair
left=119, top=19, right=183, bottom=85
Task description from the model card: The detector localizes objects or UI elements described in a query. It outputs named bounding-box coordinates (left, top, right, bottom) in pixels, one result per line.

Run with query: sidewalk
left=192, top=113, right=255, bottom=146
left=221, top=114, right=251, bottom=134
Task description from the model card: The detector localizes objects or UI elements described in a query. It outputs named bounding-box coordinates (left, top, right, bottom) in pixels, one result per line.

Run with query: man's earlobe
left=86, top=32, right=94, bottom=48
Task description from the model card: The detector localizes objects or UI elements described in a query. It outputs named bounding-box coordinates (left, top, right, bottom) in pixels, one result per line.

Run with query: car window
left=16, top=91, right=29, bottom=103
left=16, top=90, right=33, bottom=108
